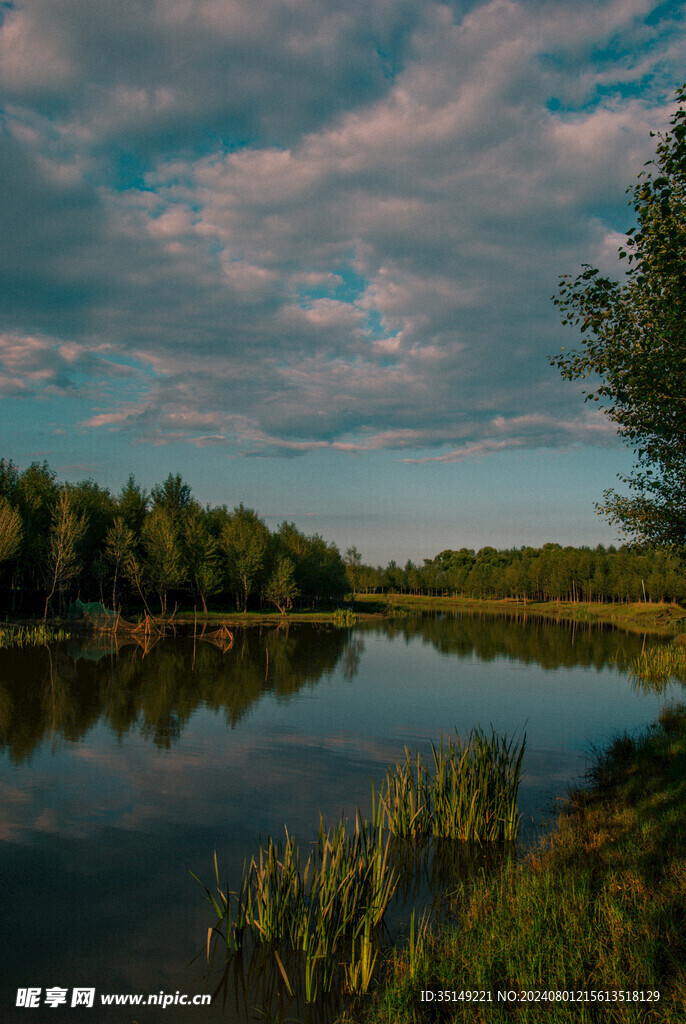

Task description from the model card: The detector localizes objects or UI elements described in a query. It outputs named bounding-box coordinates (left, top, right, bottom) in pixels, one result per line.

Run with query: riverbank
left=354, top=593, right=686, bottom=637
left=344, top=702, right=686, bottom=1023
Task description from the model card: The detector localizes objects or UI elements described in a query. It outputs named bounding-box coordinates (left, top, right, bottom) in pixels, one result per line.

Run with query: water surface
left=0, top=614, right=677, bottom=1021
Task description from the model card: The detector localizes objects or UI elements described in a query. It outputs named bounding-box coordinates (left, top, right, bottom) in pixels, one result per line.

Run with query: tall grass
left=0, top=624, right=70, bottom=648
left=203, top=727, right=525, bottom=1008
left=333, top=608, right=357, bottom=626
left=377, top=728, right=526, bottom=841
left=204, top=814, right=398, bottom=1002
left=351, top=706, right=686, bottom=1024
left=629, top=643, right=686, bottom=691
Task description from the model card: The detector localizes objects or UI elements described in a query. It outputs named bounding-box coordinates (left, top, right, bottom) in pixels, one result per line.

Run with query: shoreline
left=345, top=700, right=686, bottom=1023
left=354, top=593, right=686, bottom=638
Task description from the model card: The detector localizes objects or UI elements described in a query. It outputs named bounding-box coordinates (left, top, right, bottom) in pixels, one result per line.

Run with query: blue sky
left=1, top=0, right=684, bottom=564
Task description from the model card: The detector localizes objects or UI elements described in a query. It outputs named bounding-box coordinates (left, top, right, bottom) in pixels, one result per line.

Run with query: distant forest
left=1, top=459, right=684, bottom=619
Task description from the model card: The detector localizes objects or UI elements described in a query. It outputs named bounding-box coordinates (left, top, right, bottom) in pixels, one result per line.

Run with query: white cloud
left=1, top=0, right=684, bottom=460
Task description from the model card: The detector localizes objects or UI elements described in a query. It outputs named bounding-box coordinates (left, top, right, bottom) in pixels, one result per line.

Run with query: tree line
left=347, top=543, right=686, bottom=605
left=2, top=458, right=685, bottom=619
left=0, top=459, right=347, bottom=619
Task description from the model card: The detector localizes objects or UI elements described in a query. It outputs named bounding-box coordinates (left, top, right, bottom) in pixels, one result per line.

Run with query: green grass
left=202, top=730, right=524, bottom=1008
left=347, top=705, right=686, bottom=1023
left=0, top=624, right=70, bottom=647
left=355, top=593, right=686, bottom=637
left=333, top=608, right=358, bottom=627
left=203, top=813, right=398, bottom=1003
left=376, top=729, right=525, bottom=842
left=629, top=644, right=686, bottom=692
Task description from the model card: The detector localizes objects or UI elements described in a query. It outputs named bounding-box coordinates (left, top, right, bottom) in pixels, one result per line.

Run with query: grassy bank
left=355, top=593, right=686, bottom=638
left=345, top=703, right=686, bottom=1023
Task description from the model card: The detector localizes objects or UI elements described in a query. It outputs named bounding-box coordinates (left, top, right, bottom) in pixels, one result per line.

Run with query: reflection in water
left=0, top=615, right=654, bottom=762
left=365, top=610, right=651, bottom=671
left=0, top=613, right=677, bottom=1023
left=0, top=626, right=352, bottom=761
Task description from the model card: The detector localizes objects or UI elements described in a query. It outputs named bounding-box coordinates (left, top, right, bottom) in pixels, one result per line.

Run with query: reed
left=0, top=624, right=70, bottom=648
left=378, top=728, right=525, bottom=841
left=629, top=643, right=686, bottom=691
left=333, top=608, right=357, bottom=626
left=205, top=814, right=398, bottom=1001
left=203, top=727, right=525, bottom=1007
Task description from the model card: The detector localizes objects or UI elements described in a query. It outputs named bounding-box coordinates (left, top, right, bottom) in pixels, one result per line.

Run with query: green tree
left=264, top=556, right=299, bottom=614
left=43, top=489, right=87, bottom=621
left=553, top=85, right=686, bottom=546
left=150, top=473, right=193, bottom=526
left=140, top=507, right=185, bottom=615
left=183, top=507, right=222, bottom=615
left=0, top=498, right=22, bottom=565
left=70, top=479, right=117, bottom=603
left=118, top=475, right=148, bottom=534
left=221, top=504, right=270, bottom=611
left=104, top=516, right=136, bottom=612
left=344, top=546, right=363, bottom=596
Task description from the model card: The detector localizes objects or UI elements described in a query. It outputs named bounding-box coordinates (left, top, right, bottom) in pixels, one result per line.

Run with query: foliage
left=629, top=643, right=686, bottom=692
left=205, top=813, right=398, bottom=1002
left=553, top=85, right=686, bottom=546
left=43, top=489, right=87, bottom=622
left=0, top=497, right=22, bottom=564
left=140, top=506, right=186, bottom=615
left=333, top=607, right=357, bottom=626
left=264, top=555, right=298, bottom=614
left=221, top=503, right=270, bottom=611
left=150, top=472, right=193, bottom=525
left=0, top=624, right=69, bottom=648
left=206, top=727, right=522, bottom=1004
left=345, top=545, right=363, bottom=595
left=104, top=516, right=136, bottom=611
left=182, top=508, right=222, bottom=615
left=5, top=455, right=686, bottom=618
left=352, top=706, right=686, bottom=1024
left=352, top=543, right=686, bottom=604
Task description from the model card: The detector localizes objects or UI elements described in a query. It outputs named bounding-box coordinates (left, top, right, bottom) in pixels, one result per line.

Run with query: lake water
left=0, top=614, right=678, bottom=1021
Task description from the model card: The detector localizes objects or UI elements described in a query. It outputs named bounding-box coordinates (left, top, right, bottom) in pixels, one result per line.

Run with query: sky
left=1, top=0, right=685, bottom=565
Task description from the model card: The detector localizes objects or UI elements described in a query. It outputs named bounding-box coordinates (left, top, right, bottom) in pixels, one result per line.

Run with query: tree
left=150, top=473, right=193, bottom=526
left=344, top=546, right=363, bottom=596
left=221, top=504, right=270, bottom=611
left=118, top=475, right=148, bottom=533
left=139, top=507, right=185, bottom=615
left=0, top=498, right=22, bottom=565
left=15, top=461, right=58, bottom=599
left=183, top=507, right=222, bottom=615
left=264, top=556, right=299, bottom=614
left=553, top=85, right=686, bottom=546
left=43, top=489, right=87, bottom=621
left=104, top=516, right=135, bottom=611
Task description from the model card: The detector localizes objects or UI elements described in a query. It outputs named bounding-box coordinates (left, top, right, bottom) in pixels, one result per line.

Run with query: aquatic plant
left=0, top=624, right=70, bottom=648
left=378, top=728, right=526, bottom=842
left=629, top=643, right=686, bottom=692
left=333, top=608, right=357, bottom=627
left=203, top=814, right=398, bottom=1001
left=203, top=727, right=525, bottom=1006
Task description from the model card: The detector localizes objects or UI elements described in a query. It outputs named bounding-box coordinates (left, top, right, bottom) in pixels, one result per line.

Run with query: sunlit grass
left=333, top=608, right=358, bottom=626
left=347, top=705, right=686, bottom=1024
left=203, top=813, right=398, bottom=1002
left=202, top=729, right=525, bottom=1006
left=377, top=729, right=525, bottom=841
left=629, top=643, right=686, bottom=692
left=0, top=624, right=70, bottom=648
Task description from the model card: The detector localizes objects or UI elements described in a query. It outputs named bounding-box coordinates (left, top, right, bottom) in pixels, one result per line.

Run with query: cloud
left=1, top=0, right=684, bottom=458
